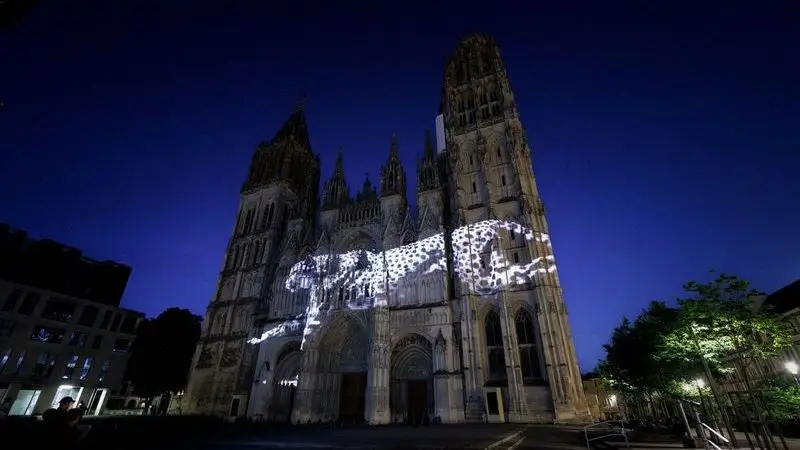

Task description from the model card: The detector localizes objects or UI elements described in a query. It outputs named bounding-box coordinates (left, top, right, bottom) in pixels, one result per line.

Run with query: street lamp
left=695, top=378, right=706, bottom=389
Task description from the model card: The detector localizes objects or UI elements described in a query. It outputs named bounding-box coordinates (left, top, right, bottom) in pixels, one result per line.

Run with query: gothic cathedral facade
left=182, top=34, right=589, bottom=424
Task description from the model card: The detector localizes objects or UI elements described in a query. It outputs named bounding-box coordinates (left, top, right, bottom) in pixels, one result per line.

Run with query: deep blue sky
left=1, top=1, right=798, bottom=371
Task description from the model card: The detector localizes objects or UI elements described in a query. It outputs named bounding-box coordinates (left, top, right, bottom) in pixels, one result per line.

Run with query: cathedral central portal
left=270, top=342, right=301, bottom=422
left=317, top=314, right=369, bottom=423
left=390, top=334, right=434, bottom=424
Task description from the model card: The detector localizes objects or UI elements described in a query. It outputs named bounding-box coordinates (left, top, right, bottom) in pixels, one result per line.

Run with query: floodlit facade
left=0, top=225, right=144, bottom=416
left=182, top=34, right=589, bottom=424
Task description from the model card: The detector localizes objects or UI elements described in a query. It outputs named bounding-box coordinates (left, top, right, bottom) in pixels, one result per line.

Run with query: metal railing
left=701, top=422, right=730, bottom=450
left=584, top=419, right=630, bottom=449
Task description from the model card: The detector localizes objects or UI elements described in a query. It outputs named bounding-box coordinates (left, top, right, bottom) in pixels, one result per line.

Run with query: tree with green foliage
left=124, top=307, right=202, bottom=401
left=598, top=272, right=793, bottom=430
left=661, top=273, right=792, bottom=373
left=599, top=301, right=701, bottom=394
left=758, top=376, right=800, bottom=422
left=597, top=301, right=697, bottom=421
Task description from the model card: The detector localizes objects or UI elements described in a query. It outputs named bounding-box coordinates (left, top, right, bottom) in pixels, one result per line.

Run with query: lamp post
left=784, top=361, right=800, bottom=385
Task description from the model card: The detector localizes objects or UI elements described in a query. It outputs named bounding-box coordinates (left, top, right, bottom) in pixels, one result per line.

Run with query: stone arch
left=513, top=306, right=543, bottom=382
left=317, top=314, right=369, bottom=372
left=401, top=229, right=416, bottom=246
left=270, top=341, right=301, bottom=422
left=339, top=229, right=378, bottom=253
left=313, top=313, right=370, bottom=423
left=391, top=334, right=433, bottom=380
left=483, top=309, right=507, bottom=385
left=298, top=244, right=314, bottom=261
left=476, top=302, right=499, bottom=326
left=390, top=334, right=434, bottom=424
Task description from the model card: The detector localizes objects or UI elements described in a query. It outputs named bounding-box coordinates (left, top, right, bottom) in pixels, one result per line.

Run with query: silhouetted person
left=42, top=396, right=75, bottom=427
left=47, top=409, right=85, bottom=449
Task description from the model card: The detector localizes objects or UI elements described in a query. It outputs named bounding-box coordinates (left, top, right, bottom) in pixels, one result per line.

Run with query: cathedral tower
left=183, top=104, right=320, bottom=416
left=440, top=34, right=588, bottom=423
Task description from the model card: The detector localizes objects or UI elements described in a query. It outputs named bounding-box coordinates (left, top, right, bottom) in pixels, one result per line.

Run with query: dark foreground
left=1, top=416, right=533, bottom=450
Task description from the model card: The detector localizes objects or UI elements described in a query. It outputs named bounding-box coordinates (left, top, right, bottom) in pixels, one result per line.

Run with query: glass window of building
left=30, top=325, right=66, bottom=344
left=109, top=313, right=122, bottom=332
left=98, top=310, right=112, bottom=330
left=1, top=289, right=22, bottom=312
left=17, top=292, right=40, bottom=315
left=67, top=332, right=88, bottom=348
left=79, top=357, right=94, bottom=381
left=113, top=339, right=130, bottom=353
left=61, top=355, right=79, bottom=379
left=97, top=360, right=112, bottom=383
left=77, top=305, right=99, bottom=327
left=13, top=350, right=27, bottom=375
left=41, top=299, right=78, bottom=323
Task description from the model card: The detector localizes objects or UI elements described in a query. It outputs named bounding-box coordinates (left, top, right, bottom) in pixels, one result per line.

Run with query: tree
left=599, top=301, right=697, bottom=395
left=758, top=376, right=800, bottom=422
left=125, top=308, right=202, bottom=400
left=661, top=273, right=792, bottom=375
left=598, top=271, right=793, bottom=442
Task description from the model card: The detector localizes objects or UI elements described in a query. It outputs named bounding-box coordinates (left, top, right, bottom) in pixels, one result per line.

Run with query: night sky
left=1, top=1, right=798, bottom=371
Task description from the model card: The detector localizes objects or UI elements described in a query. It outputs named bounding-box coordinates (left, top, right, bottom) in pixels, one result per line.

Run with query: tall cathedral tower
left=440, top=34, right=588, bottom=423
left=182, top=104, right=320, bottom=416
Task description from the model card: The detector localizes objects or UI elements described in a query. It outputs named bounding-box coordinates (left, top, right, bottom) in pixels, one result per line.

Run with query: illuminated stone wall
left=183, top=34, right=589, bottom=425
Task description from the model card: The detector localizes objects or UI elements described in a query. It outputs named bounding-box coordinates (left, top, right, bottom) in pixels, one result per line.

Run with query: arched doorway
left=317, top=314, right=369, bottom=423
left=390, top=334, right=433, bottom=425
left=271, top=342, right=301, bottom=422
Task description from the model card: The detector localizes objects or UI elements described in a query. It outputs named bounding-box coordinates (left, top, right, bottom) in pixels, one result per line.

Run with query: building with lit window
left=0, top=224, right=144, bottom=416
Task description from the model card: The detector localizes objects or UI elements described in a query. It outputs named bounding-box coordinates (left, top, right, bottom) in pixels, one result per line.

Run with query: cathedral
left=181, top=34, right=589, bottom=425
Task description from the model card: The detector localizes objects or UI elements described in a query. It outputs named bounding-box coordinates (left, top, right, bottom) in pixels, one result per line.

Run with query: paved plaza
left=186, top=424, right=532, bottom=450
left=16, top=416, right=798, bottom=450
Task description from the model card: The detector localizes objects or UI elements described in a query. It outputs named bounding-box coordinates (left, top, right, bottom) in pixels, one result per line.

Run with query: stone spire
left=242, top=106, right=319, bottom=200
left=380, top=135, right=407, bottom=198
left=268, top=107, right=311, bottom=153
left=321, top=148, right=350, bottom=210
left=334, top=148, right=344, bottom=176
left=417, top=130, right=440, bottom=192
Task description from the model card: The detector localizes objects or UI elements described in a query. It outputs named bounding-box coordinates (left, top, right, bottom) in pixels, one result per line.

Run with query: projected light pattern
left=249, top=220, right=555, bottom=348
left=247, top=318, right=303, bottom=345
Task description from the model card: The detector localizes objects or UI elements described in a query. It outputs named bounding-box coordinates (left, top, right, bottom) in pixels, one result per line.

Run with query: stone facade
left=182, top=34, right=589, bottom=424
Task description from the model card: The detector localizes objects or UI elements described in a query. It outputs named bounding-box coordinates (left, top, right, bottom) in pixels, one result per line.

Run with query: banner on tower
left=435, top=114, right=446, bottom=153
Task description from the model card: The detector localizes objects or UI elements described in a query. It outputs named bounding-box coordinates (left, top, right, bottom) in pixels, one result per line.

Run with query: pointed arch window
left=515, top=309, right=542, bottom=382
left=484, top=311, right=507, bottom=384
left=260, top=206, right=269, bottom=230
left=266, top=204, right=275, bottom=228
left=252, top=241, right=262, bottom=265
left=230, top=246, right=241, bottom=270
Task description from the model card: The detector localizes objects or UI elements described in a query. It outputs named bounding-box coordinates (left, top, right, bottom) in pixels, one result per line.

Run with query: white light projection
left=248, top=219, right=555, bottom=348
